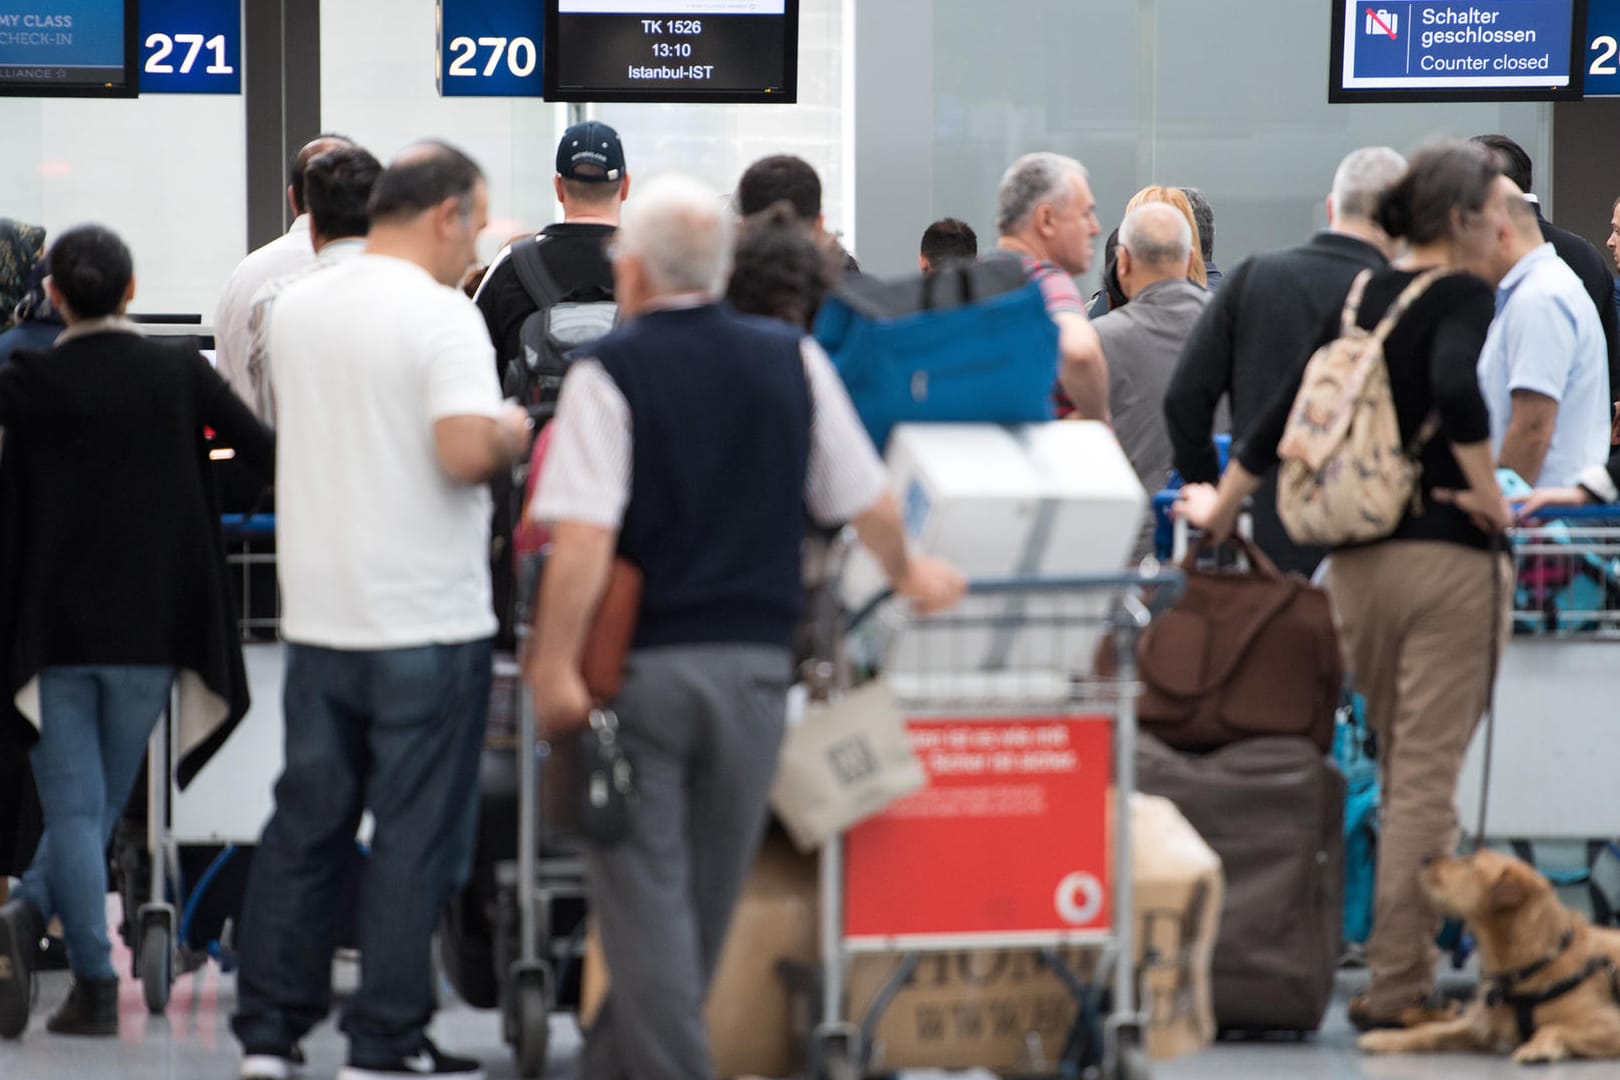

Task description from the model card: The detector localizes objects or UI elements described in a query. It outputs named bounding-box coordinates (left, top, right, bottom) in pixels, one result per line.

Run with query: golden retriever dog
left=1359, top=850, right=1620, bottom=1065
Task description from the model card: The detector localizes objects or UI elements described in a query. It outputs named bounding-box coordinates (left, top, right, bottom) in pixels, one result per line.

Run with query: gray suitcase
left=1136, top=734, right=1345, bottom=1033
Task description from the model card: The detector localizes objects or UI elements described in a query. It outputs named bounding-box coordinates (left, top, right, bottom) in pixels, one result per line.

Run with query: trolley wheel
left=812, top=1028, right=863, bottom=1080
left=512, top=979, right=550, bottom=1078
left=1108, top=1041, right=1150, bottom=1080
left=139, top=924, right=171, bottom=1015
left=822, top=1047, right=860, bottom=1080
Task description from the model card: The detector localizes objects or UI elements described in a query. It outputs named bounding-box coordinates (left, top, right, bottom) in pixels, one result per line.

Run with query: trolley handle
left=1510, top=501, right=1620, bottom=524
left=845, top=569, right=1187, bottom=635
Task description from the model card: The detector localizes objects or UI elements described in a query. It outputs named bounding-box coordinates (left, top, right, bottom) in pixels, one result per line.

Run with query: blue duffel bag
left=813, top=256, right=1060, bottom=452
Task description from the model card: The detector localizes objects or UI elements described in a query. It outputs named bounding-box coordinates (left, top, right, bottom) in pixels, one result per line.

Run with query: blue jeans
left=232, top=639, right=492, bottom=1063
left=13, top=665, right=176, bottom=980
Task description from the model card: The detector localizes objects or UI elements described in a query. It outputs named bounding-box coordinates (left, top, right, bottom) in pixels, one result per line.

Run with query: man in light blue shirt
left=1478, top=183, right=1609, bottom=487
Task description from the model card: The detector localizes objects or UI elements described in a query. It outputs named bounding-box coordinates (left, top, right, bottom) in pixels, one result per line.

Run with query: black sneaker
left=241, top=1044, right=308, bottom=1079
left=338, top=1038, right=483, bottom=1080
left=0, top=898, right=44, bottom=1040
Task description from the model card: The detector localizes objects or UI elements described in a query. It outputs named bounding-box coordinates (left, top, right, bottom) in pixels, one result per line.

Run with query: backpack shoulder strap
left=1370, top=268, right=1451, bottom=346
left=1340, top=268, right=1375, bottom=336
left=509, top=235, right=565, bottom=313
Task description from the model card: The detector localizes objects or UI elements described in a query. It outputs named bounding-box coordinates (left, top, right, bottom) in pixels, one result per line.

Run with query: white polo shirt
left=270, top=253, right=504, bottom=649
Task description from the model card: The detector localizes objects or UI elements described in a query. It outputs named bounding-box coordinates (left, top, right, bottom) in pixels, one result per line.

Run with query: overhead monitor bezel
left=543, top=0, right=800, bottom=105
left=0, top=1, right=141, bottom=99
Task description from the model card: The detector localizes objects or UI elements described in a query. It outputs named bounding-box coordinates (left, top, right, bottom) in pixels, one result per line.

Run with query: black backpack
left=501, top=235, right=619, bottom=426
left=491, top=236, right=618, bottom=649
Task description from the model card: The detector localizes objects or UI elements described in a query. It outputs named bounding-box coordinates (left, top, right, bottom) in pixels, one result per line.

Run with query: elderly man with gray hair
left=1163, top=145, right=1407, bottom=576
left=526, top=174, right=964, bottom=1079
left=994, top=151, right=1109, bottom=421
left=1093, top=202, right=1211, bottom=561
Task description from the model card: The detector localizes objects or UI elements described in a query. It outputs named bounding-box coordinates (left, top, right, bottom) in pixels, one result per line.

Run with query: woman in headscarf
left=0, top=220, right=47, bottom=329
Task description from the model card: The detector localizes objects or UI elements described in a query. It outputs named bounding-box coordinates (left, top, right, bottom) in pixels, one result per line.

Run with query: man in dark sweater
left=526, top=175, right=963, bottom=1080
left=1163, top=146, right=1406, bottom=576
left=1474, top=134, right=1620, bottom=413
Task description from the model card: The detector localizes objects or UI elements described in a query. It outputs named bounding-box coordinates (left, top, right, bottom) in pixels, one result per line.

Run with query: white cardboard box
left=844, top=422, right=1147, bottom=685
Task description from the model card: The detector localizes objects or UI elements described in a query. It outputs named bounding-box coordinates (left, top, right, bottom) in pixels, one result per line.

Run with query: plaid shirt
left=1019, top=255, right=1086, bottom=417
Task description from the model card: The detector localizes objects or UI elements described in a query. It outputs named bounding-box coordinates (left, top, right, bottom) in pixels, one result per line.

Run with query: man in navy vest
left=527, top=174, right=963, bottom=1079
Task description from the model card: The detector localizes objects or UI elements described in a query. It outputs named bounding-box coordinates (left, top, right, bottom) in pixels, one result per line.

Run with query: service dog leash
left=1469, top=535, right=1508, bottom=855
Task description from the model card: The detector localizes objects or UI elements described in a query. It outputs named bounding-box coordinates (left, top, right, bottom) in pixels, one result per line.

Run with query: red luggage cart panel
left=844, top=715, right=1112, bottom=942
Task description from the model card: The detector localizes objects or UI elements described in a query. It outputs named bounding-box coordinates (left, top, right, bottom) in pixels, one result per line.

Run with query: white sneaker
left=240, top=1044, right=306, bottom=1079
left=338, top=1038, right=483, bottom=1080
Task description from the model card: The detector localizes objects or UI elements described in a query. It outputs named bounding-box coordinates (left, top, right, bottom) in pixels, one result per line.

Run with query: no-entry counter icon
left=1333, top=0, right=1585, bottom=100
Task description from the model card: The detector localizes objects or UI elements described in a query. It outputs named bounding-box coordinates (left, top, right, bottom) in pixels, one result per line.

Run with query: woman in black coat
left=0, top=225, right=272, bottom=1039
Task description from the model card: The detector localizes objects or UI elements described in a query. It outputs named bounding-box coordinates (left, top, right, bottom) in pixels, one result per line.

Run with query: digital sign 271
left=140, top=0, right=242, bottom=95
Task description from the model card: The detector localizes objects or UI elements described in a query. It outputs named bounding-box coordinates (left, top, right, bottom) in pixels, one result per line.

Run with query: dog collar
left=1483, top=926, right=1575, bottom=987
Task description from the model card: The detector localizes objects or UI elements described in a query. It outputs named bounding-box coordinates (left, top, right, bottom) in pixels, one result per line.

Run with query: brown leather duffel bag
left=1101, top=537, right=1343, bottom=753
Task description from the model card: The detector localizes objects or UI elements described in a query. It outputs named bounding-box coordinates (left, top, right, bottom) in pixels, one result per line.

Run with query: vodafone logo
left=1054, top=871, right=1105, bottom=925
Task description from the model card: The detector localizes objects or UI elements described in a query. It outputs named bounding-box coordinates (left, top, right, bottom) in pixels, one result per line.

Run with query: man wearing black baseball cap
left=476, top=122, right=629, bottom=384
left=472, top=121, right=630, bottom=641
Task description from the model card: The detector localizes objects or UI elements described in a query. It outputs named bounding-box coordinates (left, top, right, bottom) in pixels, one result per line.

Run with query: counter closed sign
left=1340, top=0, right=1578, bottom=92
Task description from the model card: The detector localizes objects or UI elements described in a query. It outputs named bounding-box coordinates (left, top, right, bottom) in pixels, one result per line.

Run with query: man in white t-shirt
left=232, top=141, right=529, bottom=1080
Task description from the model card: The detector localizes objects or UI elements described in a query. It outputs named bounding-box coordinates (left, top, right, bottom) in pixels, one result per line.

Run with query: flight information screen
left=544, top=0, right=799, bottom=103
left=0, top=0, right=139, bottom=97
left=1331, top=0, right=1586, bottom=101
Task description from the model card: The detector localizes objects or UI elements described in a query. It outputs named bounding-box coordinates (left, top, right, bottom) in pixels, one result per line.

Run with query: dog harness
left=1483, top=927, right=1620, bottom=1042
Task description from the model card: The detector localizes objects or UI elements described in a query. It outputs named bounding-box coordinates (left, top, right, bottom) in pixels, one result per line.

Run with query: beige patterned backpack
left=1275, top=268, right=1444, bottom=546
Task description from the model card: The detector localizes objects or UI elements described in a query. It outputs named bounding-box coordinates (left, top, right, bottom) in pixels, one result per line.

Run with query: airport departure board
left=544, top=0, right=798, bottom=103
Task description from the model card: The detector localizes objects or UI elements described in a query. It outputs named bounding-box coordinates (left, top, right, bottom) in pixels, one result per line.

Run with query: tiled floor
left=4, top=964, right=1616, bottom=1079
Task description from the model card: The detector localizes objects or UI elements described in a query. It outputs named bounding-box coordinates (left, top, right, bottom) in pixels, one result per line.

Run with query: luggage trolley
left=130, top=511, right=288, bottom=1013
left=810, top=571, right=1183, bottom=1080
left=1454, top=505, right=1620, bottom=904
left=498, top=566, right=589, bottom=1078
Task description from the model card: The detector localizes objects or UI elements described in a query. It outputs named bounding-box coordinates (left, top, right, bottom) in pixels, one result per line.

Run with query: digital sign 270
left=438, top=0, right=545, bottom=97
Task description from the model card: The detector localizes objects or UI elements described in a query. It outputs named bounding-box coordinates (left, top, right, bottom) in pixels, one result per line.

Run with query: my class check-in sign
left=1341, top=1, right=1577, bottom=91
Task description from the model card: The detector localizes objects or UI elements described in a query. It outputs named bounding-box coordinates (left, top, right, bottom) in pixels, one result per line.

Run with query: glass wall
left=0, top=95, right=247, bottom=317
left=321, top=0, right=561, bottom=265
left=1146, top=0, right=1547, bottom=275
left=594, top=0, right=849, bottom=238
left=856, top=0, right=1551, bottom=284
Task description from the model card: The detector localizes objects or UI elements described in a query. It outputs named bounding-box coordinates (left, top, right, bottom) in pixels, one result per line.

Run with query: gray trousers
left=582, top=643, right=792, bottom=1080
